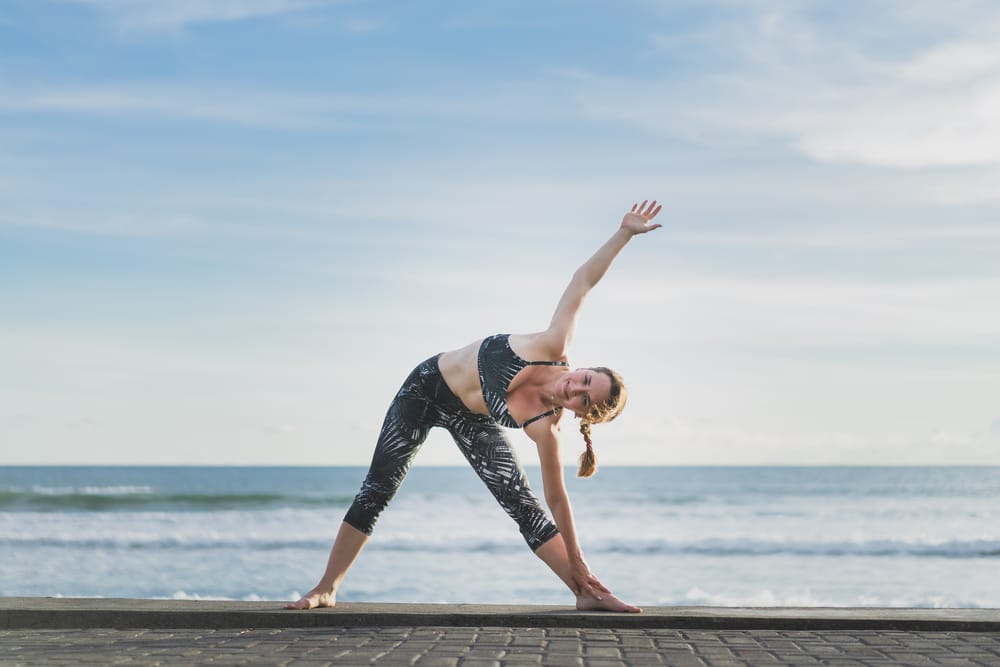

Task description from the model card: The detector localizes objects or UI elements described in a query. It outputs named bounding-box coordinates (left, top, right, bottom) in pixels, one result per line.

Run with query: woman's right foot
left=576, top=592, right=641, bottom=613
left=285, top=589, right=336, bottom=609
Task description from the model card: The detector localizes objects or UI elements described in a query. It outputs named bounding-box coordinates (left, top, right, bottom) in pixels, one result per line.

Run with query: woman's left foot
left=576, top=592, right=641, bottom=613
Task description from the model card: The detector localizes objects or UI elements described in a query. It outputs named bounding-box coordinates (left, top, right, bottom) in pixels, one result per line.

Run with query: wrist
left=315, top=578, right=337, bottom=594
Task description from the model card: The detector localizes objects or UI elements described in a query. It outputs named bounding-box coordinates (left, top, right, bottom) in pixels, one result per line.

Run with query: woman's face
left=559, top=369, right=612, bottom=418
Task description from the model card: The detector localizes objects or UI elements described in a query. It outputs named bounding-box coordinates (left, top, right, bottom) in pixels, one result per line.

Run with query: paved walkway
left=4, top=625, right=1000, bottom=666
left=2, top=599, right=999, bottom=666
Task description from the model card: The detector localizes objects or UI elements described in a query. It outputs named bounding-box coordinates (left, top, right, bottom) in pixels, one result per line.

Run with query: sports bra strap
left=519, top=359, right=567, bottom=426
left=520, top=407, right=562, bottom=428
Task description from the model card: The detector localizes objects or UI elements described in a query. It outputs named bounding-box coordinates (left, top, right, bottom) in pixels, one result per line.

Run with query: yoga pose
left=287, top=200, right=663, bottom=613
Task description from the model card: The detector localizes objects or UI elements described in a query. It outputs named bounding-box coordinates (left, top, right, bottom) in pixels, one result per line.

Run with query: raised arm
left=537, top=200, right=662, bottom=356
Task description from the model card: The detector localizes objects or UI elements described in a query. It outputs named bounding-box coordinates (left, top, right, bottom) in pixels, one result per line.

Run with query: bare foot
left=576, top=592, right=642, bottom=613
left=285, top=589, right=336, bottom=610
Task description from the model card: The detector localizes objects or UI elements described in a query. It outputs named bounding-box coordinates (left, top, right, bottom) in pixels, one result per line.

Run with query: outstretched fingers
left=631, top=199, right=662, bottom=220
left=589, top=577, right=612, bottom=597
left=574, top=570, right=613, bottom=599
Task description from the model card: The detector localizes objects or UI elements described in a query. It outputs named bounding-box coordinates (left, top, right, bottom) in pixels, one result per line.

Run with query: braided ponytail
left=575, top=367, right=627, bottom=479
left=577, top=420, right=597, bottom=478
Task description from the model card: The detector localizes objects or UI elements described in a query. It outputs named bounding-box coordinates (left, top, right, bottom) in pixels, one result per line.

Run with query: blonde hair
left=577, top=367, right=627, bottom=478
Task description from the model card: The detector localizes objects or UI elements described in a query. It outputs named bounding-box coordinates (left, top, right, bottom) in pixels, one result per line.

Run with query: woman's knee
left=344, top=478, right=399, bottom=535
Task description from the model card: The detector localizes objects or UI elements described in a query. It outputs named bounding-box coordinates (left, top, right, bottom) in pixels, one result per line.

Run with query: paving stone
left=655, top=658, right=699, bottom=667
left=414, top=658, right=459, bottom=667
left=546, top=628, right=582, bottom=637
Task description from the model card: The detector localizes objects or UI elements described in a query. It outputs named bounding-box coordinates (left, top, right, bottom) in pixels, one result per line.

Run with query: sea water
left=1, top=466, right=998, bottom=607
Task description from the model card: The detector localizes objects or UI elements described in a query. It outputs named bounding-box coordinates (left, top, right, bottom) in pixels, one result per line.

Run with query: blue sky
left=2, top=0, right=998, bottom=465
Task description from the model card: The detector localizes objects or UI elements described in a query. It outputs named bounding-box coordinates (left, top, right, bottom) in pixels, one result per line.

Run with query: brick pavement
left=3, top=625, right=1000, bottom=666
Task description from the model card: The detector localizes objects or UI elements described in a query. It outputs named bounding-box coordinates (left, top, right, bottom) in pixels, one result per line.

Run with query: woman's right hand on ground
left=570, top=561, right=612, bottom=600
left=620, top=199, right=663, bottom=235
left=570, top=563, right=642, bottom=613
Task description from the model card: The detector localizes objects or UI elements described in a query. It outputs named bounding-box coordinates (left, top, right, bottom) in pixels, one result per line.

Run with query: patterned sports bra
left=477, top=334, right=568, bottom=428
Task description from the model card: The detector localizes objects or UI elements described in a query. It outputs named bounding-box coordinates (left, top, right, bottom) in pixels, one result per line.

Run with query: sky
left=1, top=0, right=998, bottom=466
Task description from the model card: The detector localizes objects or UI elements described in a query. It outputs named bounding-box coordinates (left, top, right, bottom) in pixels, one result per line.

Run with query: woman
left=288, top=200, right=662, bottom=613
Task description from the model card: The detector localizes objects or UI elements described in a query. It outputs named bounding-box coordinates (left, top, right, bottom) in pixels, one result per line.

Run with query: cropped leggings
left=344, top=355, right=560, bottom=551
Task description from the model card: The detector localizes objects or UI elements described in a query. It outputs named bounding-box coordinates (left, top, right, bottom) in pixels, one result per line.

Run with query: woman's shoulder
left=508, top=331, right=568, bottom=363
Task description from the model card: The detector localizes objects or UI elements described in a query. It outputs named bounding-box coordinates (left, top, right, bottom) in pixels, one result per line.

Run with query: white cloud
left=0, top=78, right=570, bottom=130
left=2, top=85, right=352, bottom=129
left=24, top=3, right=1000, bottom=171
left=341, top=17, right=381, bottom=33
left=64, top=0, right=344, bottom=31
left=672, top=224, right=1000, bottom=249
left=611, top=276, right=1000, bottom=349
left=909, top=167, right=1000, bottom=204
left=1, top=212, right=201, bottom=237
left=592, top=4, right=1000, bottom=169
left=898, top=42, right=1000, bottom=84
left=19, top=2, right=1000, bottom=172
left=784, top=75, right=1000, bottom=168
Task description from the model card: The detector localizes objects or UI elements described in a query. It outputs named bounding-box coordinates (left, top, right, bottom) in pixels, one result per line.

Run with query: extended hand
left=569, top=562, right=640, bottom=612
left=620, top=199, right=663, bottom=235
left=570, top=562, right=612, bottom=600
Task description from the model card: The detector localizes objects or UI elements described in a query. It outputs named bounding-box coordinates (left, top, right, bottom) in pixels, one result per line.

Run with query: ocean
left=1, top=466, right=998, bottom=608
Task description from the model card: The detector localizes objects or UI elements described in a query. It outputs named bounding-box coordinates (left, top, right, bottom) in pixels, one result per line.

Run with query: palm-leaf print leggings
left=344, top=354, right=560, bottom=551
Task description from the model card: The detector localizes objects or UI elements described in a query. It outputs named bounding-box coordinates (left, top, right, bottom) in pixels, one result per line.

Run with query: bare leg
left=285, top=522, right=368, bottom=609
left=534, top=535, right=641, bottom=613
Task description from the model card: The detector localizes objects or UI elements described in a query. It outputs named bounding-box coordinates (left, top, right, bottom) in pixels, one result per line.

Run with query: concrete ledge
left=2, top=598, right=999, bottom=632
